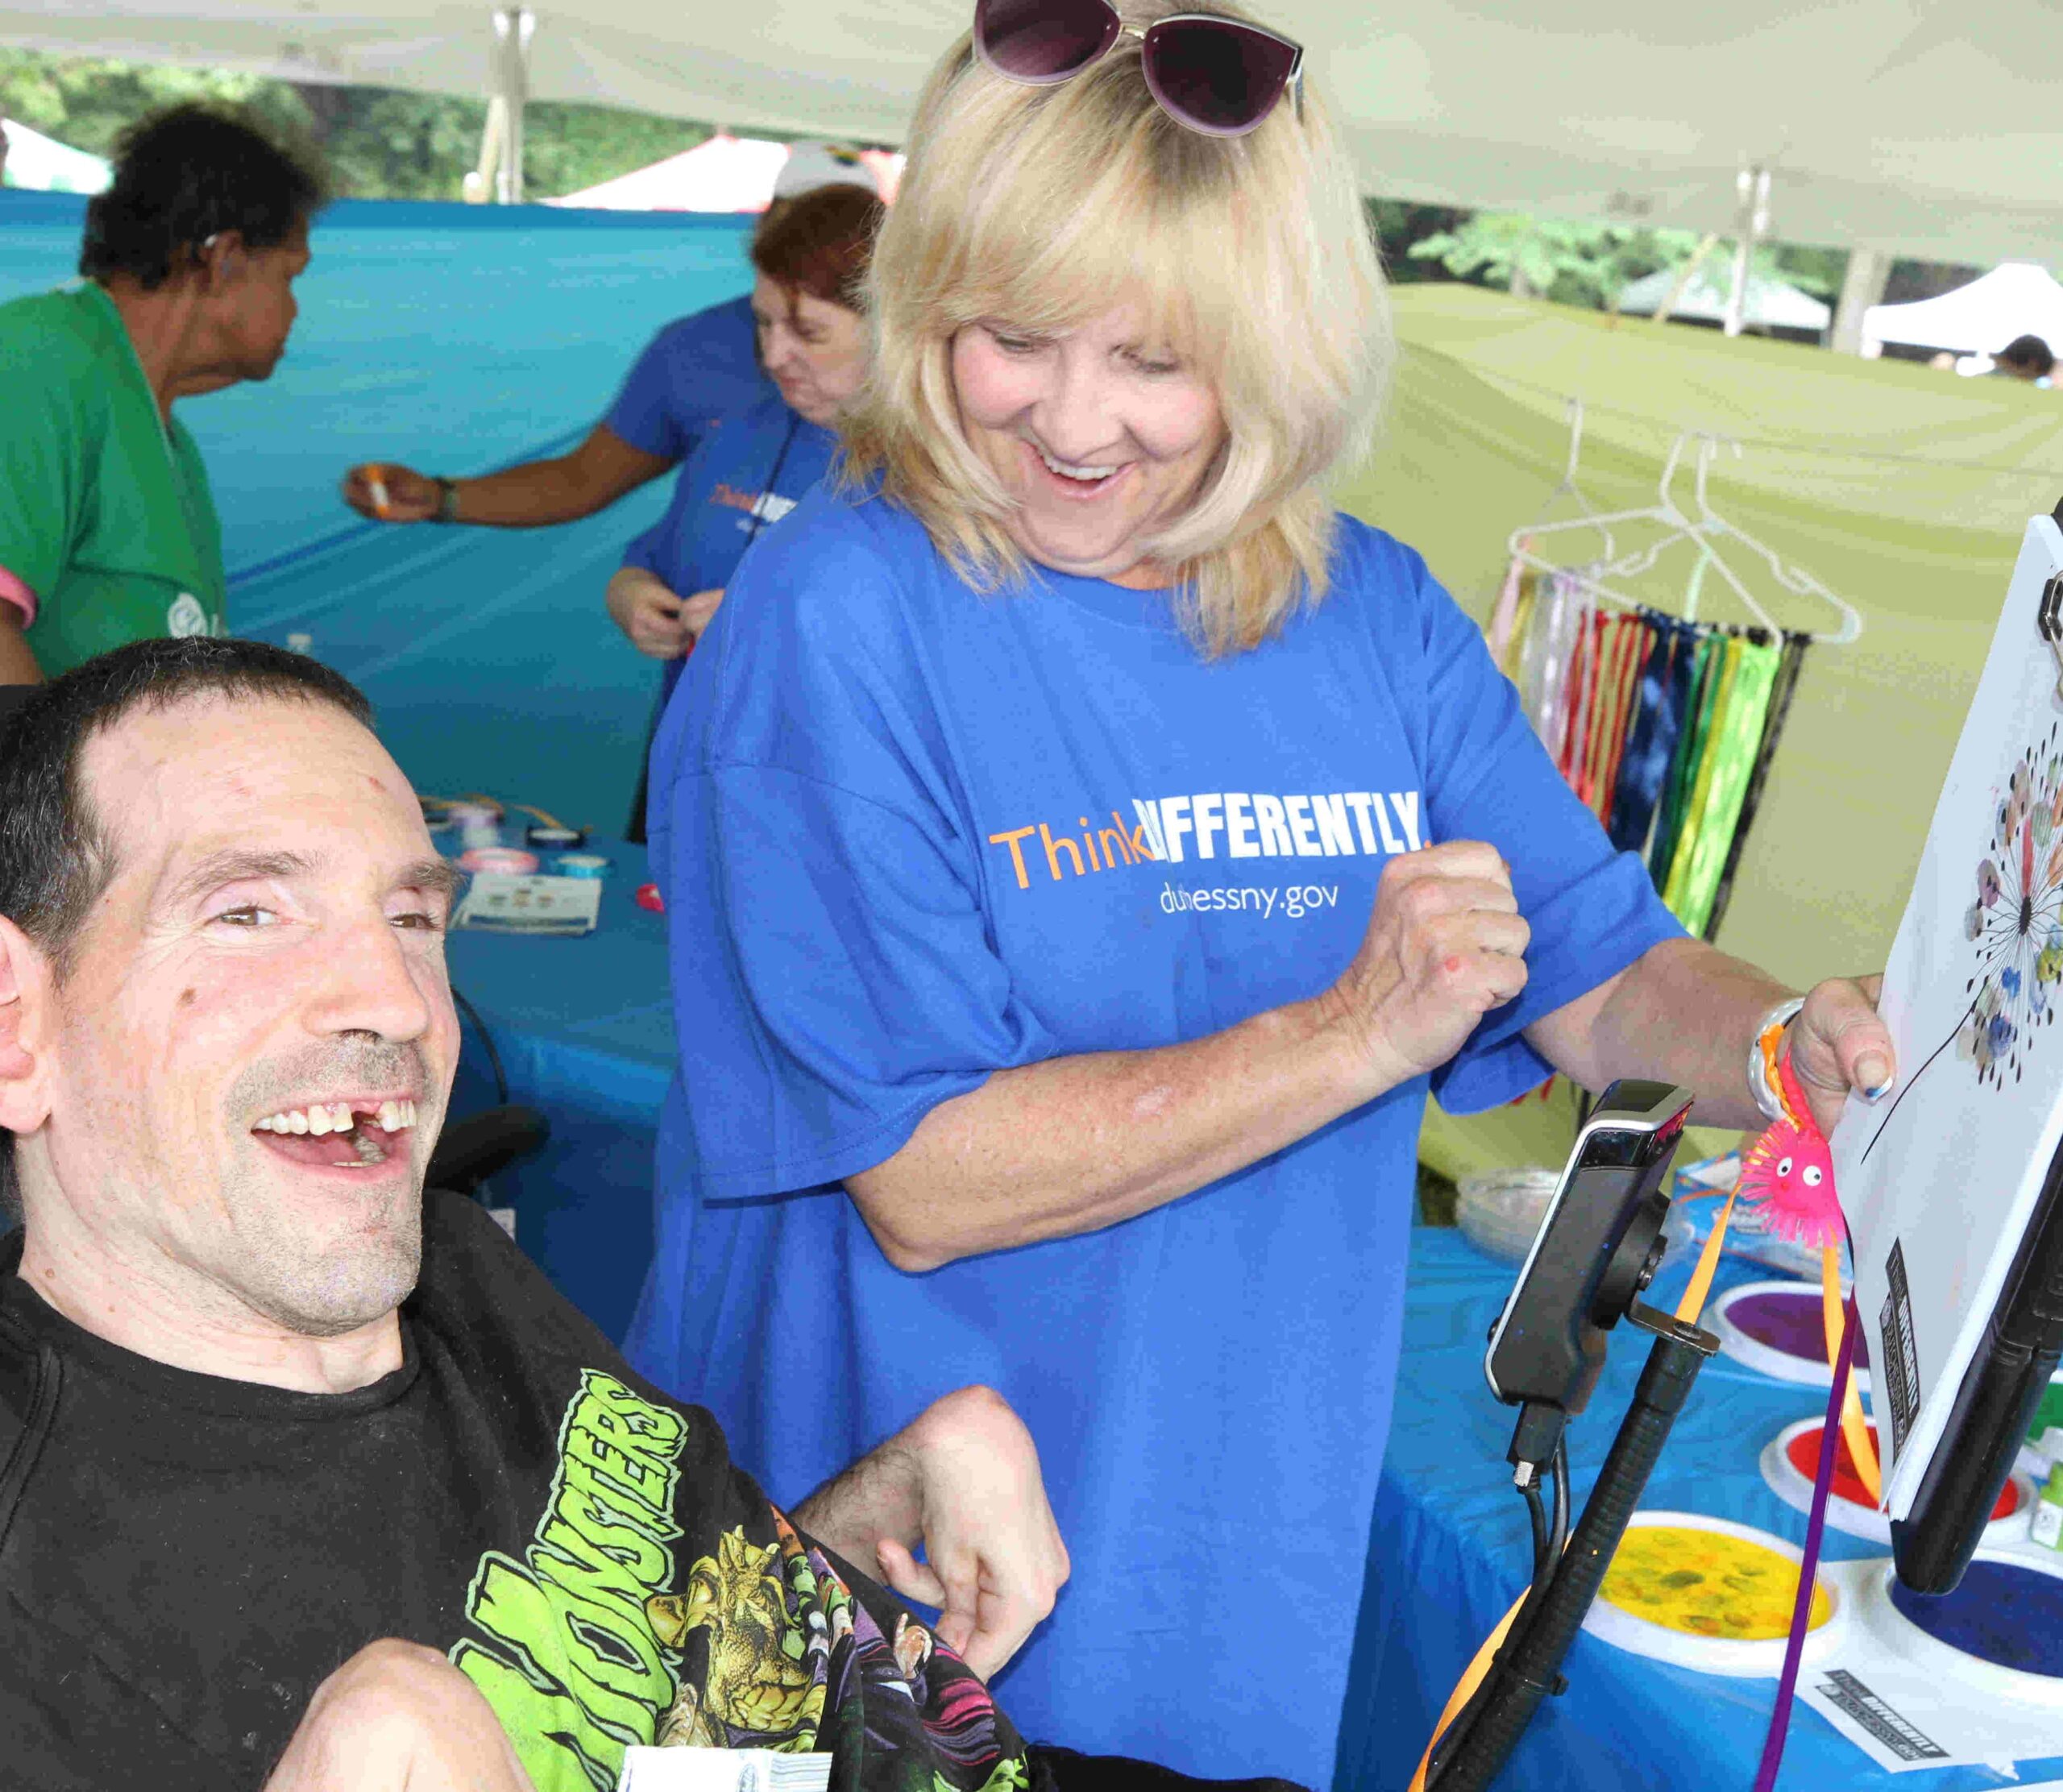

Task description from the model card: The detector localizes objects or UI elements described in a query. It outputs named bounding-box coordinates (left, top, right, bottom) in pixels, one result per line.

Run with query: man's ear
left=197, top=229, right=246, bottom=292
left=0, top=916, right=54, bottom=1139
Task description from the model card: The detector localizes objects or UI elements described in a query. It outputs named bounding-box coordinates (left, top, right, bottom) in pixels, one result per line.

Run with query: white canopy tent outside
left=1863, top=263, right=2063, bottom=358
left=554, top=132, right=787, bottom=211
left=554, top=134, right=903, bottom=212
left=1615, top=266, right=1829, bottom=333
left=0, top=118, right=110, bottom=192
left=5, top=3, right=2063, bottom=268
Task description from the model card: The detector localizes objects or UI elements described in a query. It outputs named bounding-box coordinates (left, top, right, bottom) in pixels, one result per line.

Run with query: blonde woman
left=625, top=2, right=1894, bottom=1780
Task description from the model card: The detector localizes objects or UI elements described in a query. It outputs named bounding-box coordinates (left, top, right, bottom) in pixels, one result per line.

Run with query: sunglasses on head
left=973, top=0, right=1304, bottom=138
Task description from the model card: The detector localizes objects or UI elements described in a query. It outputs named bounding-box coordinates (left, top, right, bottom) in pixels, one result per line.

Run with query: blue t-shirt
left=604, top=293, right=767, bottom=463
left=621, top=388, right=837, bottom=706
left=624, top=487, right=1683, bottom=1787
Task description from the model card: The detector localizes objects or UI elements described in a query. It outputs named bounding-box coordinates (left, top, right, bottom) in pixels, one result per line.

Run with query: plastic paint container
left=1761, top=1417, right=2032, bottom=1545
left=1582, top=1511, right=1846, bottom=1677
left=449, top=802, right=502, bottom=850
left=526, top=824, right=587, bottom=851
left=1838, top=1549, right=2063, bottom=1705
left=1712, top=1280, right=1871, bottom=1390
left=553, top=854, right=612, bottom=879
left=456, top=847, right=539, bottom=875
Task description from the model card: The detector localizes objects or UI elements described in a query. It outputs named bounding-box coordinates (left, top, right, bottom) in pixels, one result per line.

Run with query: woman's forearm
left=847, top=840, right=1532, bottom=1271
left=845, top=991, right=1389, bottom=1271
left=1527, top=936, right=1789, bottom=1131
left=452, top=425, right=670, bottom=527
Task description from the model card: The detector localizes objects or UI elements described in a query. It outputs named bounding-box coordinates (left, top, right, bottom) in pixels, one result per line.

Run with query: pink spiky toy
left=1737, top=1045, right=1844, bottom=1248
left=1736, top=1034, right=1879, bottom=1504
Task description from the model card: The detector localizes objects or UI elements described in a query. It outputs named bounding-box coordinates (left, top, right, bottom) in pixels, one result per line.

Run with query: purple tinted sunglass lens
left=1143, top=18, right=1298, bottom=135
left=976, top=0, right=1122, bottom=81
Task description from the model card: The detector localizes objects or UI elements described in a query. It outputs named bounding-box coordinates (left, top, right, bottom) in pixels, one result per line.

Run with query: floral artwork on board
left=1958, top=724, right=2063, bottom=1086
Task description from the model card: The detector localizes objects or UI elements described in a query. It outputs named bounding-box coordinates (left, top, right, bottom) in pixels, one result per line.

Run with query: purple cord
left=1753, top=1296, right=1860, bottom=1792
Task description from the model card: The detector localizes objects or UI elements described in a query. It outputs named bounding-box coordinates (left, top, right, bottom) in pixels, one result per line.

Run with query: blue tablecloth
left=443, top=843, right=674, bottom=1342
left=1335, top=1227, right=2063, bottom=1792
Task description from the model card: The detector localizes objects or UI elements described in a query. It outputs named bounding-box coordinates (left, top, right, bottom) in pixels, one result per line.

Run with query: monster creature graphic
left=1959, top=726, right=2063, bottom=1085
left=649, top=1508, right=1023, bottom=1791
left=647, top=1516, right=833, bottom=1750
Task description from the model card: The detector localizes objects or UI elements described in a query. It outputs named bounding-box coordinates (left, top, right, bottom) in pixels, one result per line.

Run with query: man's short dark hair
left=80, top=103, right=329, bottom=291
left=0, top=638, right=373, bottom=1214
left=0, top=637, right=373, bottom=969
left=2000, top=334, right=2057, bottom=378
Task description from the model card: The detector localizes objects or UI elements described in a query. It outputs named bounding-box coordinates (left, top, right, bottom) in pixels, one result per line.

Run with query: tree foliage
left=0, top=48, right=708, bottom=200
left=1390, top=205, right=1847, bottom=315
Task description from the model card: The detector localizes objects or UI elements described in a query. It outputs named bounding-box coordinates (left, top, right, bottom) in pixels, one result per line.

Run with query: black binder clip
left=2043, top=571, right=2063, bottom=703
left=2045, top=497, right=2063, bottom=700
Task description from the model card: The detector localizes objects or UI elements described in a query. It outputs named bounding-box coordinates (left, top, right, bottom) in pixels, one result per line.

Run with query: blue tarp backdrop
left=0, top=191, right=755, bottom=832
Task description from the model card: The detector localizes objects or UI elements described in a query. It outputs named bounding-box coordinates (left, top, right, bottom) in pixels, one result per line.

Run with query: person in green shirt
left=0, top=103, right=326, bottom=687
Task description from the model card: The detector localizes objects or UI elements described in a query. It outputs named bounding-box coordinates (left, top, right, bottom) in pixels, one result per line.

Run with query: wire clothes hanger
left=1513, top=396, right=1618, bottom=562
left=1509, top=426, right=1865, bottom=646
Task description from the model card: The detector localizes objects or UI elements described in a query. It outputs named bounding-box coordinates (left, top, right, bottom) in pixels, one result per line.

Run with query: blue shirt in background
left=604, top=293, right=767, bottom=464
left=625, top=486, right=1683, bottom=1788
left=621, top=387, right=837, bottom=706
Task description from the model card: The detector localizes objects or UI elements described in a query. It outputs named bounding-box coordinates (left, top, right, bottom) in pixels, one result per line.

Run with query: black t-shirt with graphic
left=0, top=1194, right=1235, bottom=1792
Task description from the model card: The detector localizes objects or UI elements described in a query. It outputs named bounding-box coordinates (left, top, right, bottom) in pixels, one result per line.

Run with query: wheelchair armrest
left=427, top=1104, right=550, bottom=1197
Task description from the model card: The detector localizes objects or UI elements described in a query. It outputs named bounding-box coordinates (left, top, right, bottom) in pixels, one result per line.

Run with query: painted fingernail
left=1856, top=1054, right=1890, bottom=1094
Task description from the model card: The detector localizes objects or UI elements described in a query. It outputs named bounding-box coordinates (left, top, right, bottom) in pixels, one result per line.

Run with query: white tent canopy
left=6, top=4, right=2063, bottom=263
left=0, top=118, right=110, bottom=192
left=555, top=132, right=789, bottom=212
left=1617, top=267, right=1829, bottom=332
left=554, top=134, right=903, bottom=212
left=1864, top=263, right=2063, bottom=357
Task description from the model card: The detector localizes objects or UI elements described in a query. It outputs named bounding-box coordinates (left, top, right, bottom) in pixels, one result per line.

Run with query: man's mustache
left=224, top=1040, right=432, bottom=1122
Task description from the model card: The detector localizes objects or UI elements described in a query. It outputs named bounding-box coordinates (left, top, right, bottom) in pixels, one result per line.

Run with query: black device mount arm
left=1427, top=1301, right=1719, bottom=1791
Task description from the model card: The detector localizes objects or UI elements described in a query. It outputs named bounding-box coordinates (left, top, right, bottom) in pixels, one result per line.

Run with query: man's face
left=212, top=222, right=309, bottom=383
left=27, top=695, right=459, bottom=1338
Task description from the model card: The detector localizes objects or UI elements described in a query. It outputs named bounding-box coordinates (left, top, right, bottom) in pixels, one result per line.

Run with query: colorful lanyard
left=1704, top=633, right=1809, bottom=940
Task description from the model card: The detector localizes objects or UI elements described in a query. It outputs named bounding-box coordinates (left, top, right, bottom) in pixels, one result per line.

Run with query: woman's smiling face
left=950, top=304, right=1226, bottom=589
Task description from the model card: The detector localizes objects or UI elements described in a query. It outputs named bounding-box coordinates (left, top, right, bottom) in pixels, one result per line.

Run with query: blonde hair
left=843, top=0, right=1390, bottom=655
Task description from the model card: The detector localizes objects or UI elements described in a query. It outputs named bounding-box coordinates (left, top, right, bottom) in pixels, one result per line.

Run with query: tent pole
left=1829, top=248, right=1892, bottom=355
left=488, top=7, right=534, bottom=205
left=1650, top=233, right=1719, bottom=327
left=1722, top=166, right=1771, bottom=338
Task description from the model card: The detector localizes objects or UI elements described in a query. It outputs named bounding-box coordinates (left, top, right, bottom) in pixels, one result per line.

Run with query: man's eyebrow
left=162, top=851, right=463, bottom=911
left=165, top=848, right=317, bottom=910
left=398, top=859, right=465, bottom=906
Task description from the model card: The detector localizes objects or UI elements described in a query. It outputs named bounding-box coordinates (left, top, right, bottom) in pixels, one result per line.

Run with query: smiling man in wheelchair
left=0, top=640, right=1296, bottom=1792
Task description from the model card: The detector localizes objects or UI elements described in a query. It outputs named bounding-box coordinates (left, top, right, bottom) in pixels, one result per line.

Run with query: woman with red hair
left=605, top=185, right=882, bottom=707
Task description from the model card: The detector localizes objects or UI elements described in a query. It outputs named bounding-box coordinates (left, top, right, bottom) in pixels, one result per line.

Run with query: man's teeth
left=255, top=1099, right=417, bottom=1135
left=1036, top=445, right=1117, bottom=482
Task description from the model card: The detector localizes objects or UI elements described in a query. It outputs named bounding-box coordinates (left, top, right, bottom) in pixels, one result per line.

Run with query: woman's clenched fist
left=1326, top=841, right=1530, bottom=1088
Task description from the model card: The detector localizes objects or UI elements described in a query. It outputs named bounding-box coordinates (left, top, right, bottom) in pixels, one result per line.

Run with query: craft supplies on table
left=525, top=823, right=588, bottom=851
left=1761, top=1417, right=2033, bottom=1546
left=1582, top=1511, right=1848, bottom=1678
left=1712, top=1280, right=1871, bottom=1390
left=457, top=846, right=540, bottom=875
left=1453, top=1166, right=1560, bottom=1264
left=453, top=873, right=603, bottom=937
left=1800, top=1552, right=2063, bottom=1771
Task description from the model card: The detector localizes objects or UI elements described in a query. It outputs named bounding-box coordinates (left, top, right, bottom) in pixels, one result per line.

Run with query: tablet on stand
left=1834, top=504, right=2063, bottom=1592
